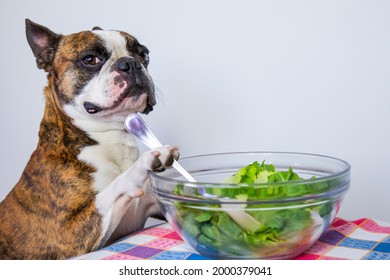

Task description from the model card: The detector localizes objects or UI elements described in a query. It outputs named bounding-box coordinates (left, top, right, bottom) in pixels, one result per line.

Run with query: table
left=73, top=218, right=390, bottom=260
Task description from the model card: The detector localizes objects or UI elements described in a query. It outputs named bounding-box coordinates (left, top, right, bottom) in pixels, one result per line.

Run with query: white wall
left=0, top=0, right=389, bottom=222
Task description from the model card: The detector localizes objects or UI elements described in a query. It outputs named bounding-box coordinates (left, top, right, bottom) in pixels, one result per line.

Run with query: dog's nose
left=117, top=57, right=142, bottom=72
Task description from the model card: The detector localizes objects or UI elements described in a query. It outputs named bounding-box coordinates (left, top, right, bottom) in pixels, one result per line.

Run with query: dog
left=0, top=19, right=179, bottom=259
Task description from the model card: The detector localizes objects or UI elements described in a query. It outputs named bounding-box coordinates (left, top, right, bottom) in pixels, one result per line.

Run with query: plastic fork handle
left=125, top=114, right=197, bottom=182
left=172, top=160, right=197, bottom=182
left=124, top=114, right=163, bottom=149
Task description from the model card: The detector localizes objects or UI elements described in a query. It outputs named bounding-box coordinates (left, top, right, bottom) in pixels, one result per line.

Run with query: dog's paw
left=142, top=146, right=180, bottom=172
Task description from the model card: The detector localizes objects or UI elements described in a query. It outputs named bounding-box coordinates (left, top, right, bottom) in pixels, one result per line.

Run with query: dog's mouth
left=83, top=86, right=156, bottom=115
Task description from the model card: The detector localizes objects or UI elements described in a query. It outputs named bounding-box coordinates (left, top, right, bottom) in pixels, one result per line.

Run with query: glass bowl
left=148, top=152, right=350, bottom=259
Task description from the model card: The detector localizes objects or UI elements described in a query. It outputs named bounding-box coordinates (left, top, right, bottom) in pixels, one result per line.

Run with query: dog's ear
left=92, top=26, right=103, bottom=31
left=25, top=19, right=62, bottom=72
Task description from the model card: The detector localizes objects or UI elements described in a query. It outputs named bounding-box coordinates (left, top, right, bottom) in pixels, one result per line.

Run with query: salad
left=170, top=161, right=334, bottom=258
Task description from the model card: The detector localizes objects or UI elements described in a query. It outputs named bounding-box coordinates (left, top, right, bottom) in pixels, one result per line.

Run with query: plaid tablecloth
left=74, top=218, right=390, bottom=260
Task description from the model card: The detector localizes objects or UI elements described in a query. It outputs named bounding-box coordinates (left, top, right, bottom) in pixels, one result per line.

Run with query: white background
left=0, top=0, right=389, bottom=222
left=1, top=260, right=387, bottom=279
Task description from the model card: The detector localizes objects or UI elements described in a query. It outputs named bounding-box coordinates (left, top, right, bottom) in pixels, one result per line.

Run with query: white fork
left=124, top=113, right=196, bottom=183
left=124, top=113, right=260, bottom=232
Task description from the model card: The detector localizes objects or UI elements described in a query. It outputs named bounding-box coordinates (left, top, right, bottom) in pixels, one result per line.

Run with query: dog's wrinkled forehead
left=55, top=30, right=137, bottom=62
left=93, top=30, right=129, bottom=58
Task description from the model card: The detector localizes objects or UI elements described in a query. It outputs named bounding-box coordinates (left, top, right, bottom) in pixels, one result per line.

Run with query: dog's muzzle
left=84, top=57, right=155, bottom=115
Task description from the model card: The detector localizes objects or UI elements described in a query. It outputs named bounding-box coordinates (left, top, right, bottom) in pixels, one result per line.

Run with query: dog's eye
left=139, top=51, right=149, bottom=63
left=82, top=55, right=101, bottom=66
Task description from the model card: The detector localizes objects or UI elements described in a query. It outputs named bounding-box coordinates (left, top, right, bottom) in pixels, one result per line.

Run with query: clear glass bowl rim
left=148, top=151, right=351, bottom=203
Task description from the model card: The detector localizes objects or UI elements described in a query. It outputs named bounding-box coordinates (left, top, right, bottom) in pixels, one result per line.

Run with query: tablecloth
left=73, top=218, right=390, bottom=260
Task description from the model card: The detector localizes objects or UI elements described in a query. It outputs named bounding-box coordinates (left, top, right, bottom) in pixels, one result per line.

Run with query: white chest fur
left=78, top=129, right=139, bottom=192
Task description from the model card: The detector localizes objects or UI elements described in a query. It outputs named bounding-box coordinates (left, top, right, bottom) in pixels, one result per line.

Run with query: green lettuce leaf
left=172, top=161, right=328, bottom=257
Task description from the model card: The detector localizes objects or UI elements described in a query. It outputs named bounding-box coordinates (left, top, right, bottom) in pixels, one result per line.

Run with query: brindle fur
left=0, top=78, right=101, bottom=259
left=0, top=20, right=169, bottom=259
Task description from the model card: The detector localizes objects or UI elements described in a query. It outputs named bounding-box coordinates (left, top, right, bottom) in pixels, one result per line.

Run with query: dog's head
left=25, top=19, right=155, bottom=123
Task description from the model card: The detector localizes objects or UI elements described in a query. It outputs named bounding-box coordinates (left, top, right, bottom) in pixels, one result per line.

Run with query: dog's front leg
left=94, top=146, right=179, bottom=247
